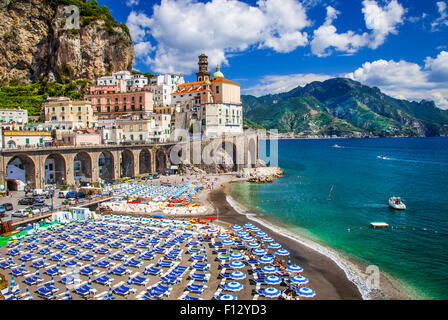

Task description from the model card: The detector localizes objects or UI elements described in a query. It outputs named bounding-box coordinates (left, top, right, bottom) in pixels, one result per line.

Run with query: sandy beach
left=209, top=181, right=415, bottom=300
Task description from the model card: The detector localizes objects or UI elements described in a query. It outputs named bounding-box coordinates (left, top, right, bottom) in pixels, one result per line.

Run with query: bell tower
left=196, top=54, right=210, bottom=82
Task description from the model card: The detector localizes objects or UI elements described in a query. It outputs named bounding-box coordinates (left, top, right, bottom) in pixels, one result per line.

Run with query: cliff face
left=0, top=0, right=134, bottom=82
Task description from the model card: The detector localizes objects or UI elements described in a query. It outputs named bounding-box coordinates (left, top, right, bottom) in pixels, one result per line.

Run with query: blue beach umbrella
left=261, top=236, right=274, bottom=243
left=88, top=275, right=92, bottom=286
left=232, top=225, right=243, bottom=231
left=265, top=275, right=282, bottom=285
left=287, top=265, right=304, bottom=273
left=249, top=226, right=260, bottom=232
left=268, top=242, right=282, bottom=249
left=229, top=252, right=244, bottom=260
left=217, top=294, right=237, bottom=300
left=258, top=255, right=274, bottom=264
left=222, top=239, right=234, bottom=246
left=246, top=242, right=260, bottom=249
left=128, top=276, right=132, bottom=286
left=225, top=281, right=243, bottom=292
left=10, top=275, right=16, bottom=287
left=207, top=228, right=219, bottom=234
left=291, top=276, right=309, bottom=285
left=236, top=231, right=249, bottom=237
left=243, top=223, right=254, bottom=229
left=217, top=233, right=230, bottom=240
left=241, top=236, right=254, bottom=242
left=261, top=265, right=278, bottom=274
left=262, top=287, right=281, bottom=298
left=229, top=261, right=245, bottom=269
left=252, top=248, right=267, bottom=256
left=296, top=287, right=316, bottom=297
left=255, top=231, right=267, bottom=238
left=65, top=287, right=72, bottom=300
left=230, top=271, right=246, bottom=280
left=275, top=249, right=290, bottom=256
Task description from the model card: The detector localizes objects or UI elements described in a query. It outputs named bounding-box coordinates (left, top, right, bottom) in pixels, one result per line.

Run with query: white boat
left=371, top=222, right=389, bottom=228
left=389, top=197, right=406, bottom=210
left=377, top=155, right=387, bottom=159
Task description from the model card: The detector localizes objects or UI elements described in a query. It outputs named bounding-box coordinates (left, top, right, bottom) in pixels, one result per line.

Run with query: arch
left=74, top=151, right=92, bottom=184
left=139, top=148, right=152, bottom=175
left=216, top=141, right=237, bottom=172
left=44, top=153, right=66, bottom=185
left=99, top=151, right=115, bottom=181
left=156, top=148, right=168, bottom=174
left=121, top=149, right=134, bottom=178
left=248, top=138, right=256, bottom=168
left=6, top=155, right=36, bottom=190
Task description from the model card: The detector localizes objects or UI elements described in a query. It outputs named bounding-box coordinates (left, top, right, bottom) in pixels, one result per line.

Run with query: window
left=97, top=107, right=101, bottom=112
left=107, top=106, right=110, bottom=112
left=61, top=106, right=65, bottom=112
left=216, top=86, right=219, bottom=94
left=115, top=106, right=119, bottom=112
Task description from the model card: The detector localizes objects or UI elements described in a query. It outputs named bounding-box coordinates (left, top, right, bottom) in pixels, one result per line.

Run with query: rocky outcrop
left=0, top=0, right=134, bottom=83
left=243, top=167, right=284, bottom=183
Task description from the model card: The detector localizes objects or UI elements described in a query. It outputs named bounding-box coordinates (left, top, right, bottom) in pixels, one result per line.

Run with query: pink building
left=87, top=79, right=153, bottom=120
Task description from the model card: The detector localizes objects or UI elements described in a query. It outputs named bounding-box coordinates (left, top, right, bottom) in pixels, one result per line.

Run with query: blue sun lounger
left=95, top=247, right=110, bottom=254
left=24, top=275, right=43, bottom=286
left=192, top=263, right=208, bottom=271
left=36, top=286, right=54, bottom=299
left=157, top=260, right=173, bottom=268
left=37, top=248, right=51, bottom=255
left=190, top=272, right=208, bottom=282
left=121, top=237, right=134, bottom=243
left=111, top=253, right=125, bottom=261
left=147, top=283, right=170, bottom=298
left=186, top=283, right=205, bottom=295
left=113, top=284, right=135, bottom=296
left=94, top=275, right=113, bottom=286
left=145, top=266, right=161, bottom=275
left=111, top=266, right=130, bottom=276
left=60, top=276, right=76, bottom=285
left=64, top=260, right=78, bottom=267
left=31, top=260, right=46, bottom=269
left=161, top=275, right=179, bottom=285
left=126, top=258, right=142, bottom=268
left=11, top=268, right=23, bottom=277
left=136, top=242, right=149, bottom=248
left=131, top=275, right=148, bottom=286
left=80, top=254, right=94, bottom=261
left=67, top=248, right=80, bottom=255
left=50, top=254, right=64, bottom=261
left=109, top=242, right=121, bottom=249
left=183, top=294, right=201, bottom=300
left=20, top=254, right=34, bottom=262
left=79, top=267, right=95, bottom=276
left=45, top=267, right=60, bottom=276
left=75, top=284, right=95, bottom=296
left=0, top=262, right=10, bottom=269
left=123, top=248, right=138, bottom=255
left=43, top=283, right=59, bottom=293
left=96, top=260, right=110, bottom=268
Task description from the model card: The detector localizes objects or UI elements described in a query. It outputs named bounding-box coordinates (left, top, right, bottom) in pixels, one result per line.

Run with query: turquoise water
left=231, top=137, right=448, bottom=299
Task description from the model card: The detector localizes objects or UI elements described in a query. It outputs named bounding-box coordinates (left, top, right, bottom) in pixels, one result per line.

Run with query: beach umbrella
left=10, top=274, right=16, bottom=288
left=229, top=261, right=245, bottom=269
left=268, top=242, right=282, bottom=249
left=128, top=276, right=132, bottom=286
left=25, top=287, right=31, bottom=298
left=232, top=225, right=243, bottom=231
left=35, top=268, right=40, bottom=277
left=243, top=223, right=254, bottom=229
left=217, top=233, right=230, bottom=240
left=262, top=287, right=281, bottom=298
left=252, top=248, right=267, bottom=256
left=255, top=231, right=267, bottom=238
left=222, top=239, right=234, bottom=246
left=275, top=249, right=290, bottom=256
left=217, top=294, right=237, bottom=300
left=265, top=275, right=282, bottom=285
left=65, top=287, right=72, bottom=300
left=88, top=275, right=92, bottom=286
left=207, top=228, right=219, bottom=234
left=225, top=281, right=243, bottom=292
left=246, top=242, right=260, bottom=249
left=261, top=265, right=278, bottom=274
left=258, top=255, right=274, bottom=264
left=249, top=226, right=260, bottom=232
left=230, top=271, right=246, bottom=280
left=261, top=236, right=274, bottom=243
left=287, top=265, right=303, bottom=273
left=291, top=276, right=309, bottom=285
left=241, top=236, right=254, bottom=242
left=229, top=252, right=244, bottom=260
left=205, top=217, right=216, bottom=221
left=51, top=275, right=55, bottom=285
left=296, top=287, right=316, bottom=297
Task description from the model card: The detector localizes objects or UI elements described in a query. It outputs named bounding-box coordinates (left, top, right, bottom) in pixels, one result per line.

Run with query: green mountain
left=242, top=78, right=448, bottom=137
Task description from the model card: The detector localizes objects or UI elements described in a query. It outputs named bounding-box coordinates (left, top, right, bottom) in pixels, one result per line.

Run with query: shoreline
left=209, top=181, right=417, bottom=300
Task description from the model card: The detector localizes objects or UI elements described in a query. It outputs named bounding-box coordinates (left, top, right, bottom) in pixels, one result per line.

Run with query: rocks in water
left=243, top=167, right=284, bottom=183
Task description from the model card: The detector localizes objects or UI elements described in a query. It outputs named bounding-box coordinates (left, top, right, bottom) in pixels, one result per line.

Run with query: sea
left=230, top=137, right=448, bottom=299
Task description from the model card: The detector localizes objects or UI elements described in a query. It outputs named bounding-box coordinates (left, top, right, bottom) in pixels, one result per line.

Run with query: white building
left=0, top=108, right=28, bottom=124
left=97, top=71, right=148, bottom=89
left=148, top=74, right=184, bottom=108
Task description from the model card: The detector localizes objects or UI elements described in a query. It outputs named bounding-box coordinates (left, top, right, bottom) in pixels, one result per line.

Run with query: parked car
left=75, top=192, right=86, bottom=199
left=32, top=204, right=50, bottom=213
left=25, top=207, right=41, bottom=215
left=18, top=198, right=34, bottom=205
left=33, top=196, right=46, bottom=204
left=0, top=205, right=6, bottom=215
left=153, top=174, right=160, bottom=179
left=3, top=203, right=13, bottom=211
left=33, top=189, right=51, bottom=198
left=12, top=209, right=29, bottom=218
left=66, top=192, right=77, bottom=199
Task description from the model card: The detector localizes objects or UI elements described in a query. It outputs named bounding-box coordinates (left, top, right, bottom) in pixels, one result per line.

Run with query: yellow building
left=43, top=97, right=96, bottom=128
left=154, top=105, right=175, bottom=115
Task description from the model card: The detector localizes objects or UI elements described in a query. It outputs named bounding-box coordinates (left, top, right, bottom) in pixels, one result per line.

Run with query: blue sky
left=98, top=0, right=448, bottom=108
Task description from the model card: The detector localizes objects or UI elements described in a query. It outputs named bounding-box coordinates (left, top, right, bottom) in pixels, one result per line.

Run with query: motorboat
left=377, top=155, right=387, bottom=160
left=389, top=197, right=406, bottom=210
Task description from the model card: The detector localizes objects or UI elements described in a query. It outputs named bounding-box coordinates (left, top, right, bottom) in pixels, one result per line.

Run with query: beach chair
left=36, top=286, right=54, bottom=299
left=0, top=262, right=10, bottom=269
left=190, top=272, right=209, bottom=283
left=140, top=252, right=154, bottom=260
left=145, top=266, right=161, bottom=276
left=111, top=266, right=130, bottom=276
left=96, top=260, right=110, bottom=268
left=64, top=259, right=78, bottom=267
left=157, top=259, right=173, bottom=268
left=113, top=284, right=135, bottom=296
left=79, top=266, right=95, bottom=276
left=43, top=283, right=59, bottom=294
left=75, top=284, right=96, bottom=297
left=186, top=283, right=206, bottom=295
left=131, top=275, right=148, bottom=286
left=45, top=267, right=60, bottom=277
left=110, top=253, right=125, bottom=261
left=126, top=258, right=142, bottom=268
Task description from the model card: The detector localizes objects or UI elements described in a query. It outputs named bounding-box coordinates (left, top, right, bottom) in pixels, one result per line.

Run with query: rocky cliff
left=0, top=0, right=134, bottom=83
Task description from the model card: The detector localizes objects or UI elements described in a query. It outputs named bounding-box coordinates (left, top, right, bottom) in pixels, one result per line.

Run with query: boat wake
left=377, top=156, right=447, bottom=166
left=226, top=195, right=373, bottom=300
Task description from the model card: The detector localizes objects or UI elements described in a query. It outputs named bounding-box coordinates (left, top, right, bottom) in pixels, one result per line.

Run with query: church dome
left=212, top=65, right=224, bottom=79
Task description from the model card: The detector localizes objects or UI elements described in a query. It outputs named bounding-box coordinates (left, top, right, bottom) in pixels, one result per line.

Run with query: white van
left=58, top=191, right=69, bottom=199
left=33, top=189, right=50, bottom=198
left=12, top=209, right=29, bottom=218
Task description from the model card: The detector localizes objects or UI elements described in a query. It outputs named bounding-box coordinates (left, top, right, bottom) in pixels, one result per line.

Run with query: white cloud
left=126, top=0, right=310, bottom=74
left=431, top=1, right=448, bottom=30
left=346, top=51, right=448, bottom=109
left=243, top=73, right=333, bottom=96
left=311, top=0, right=405, bottom=57
left=126, top=0, right=139, bottom=7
